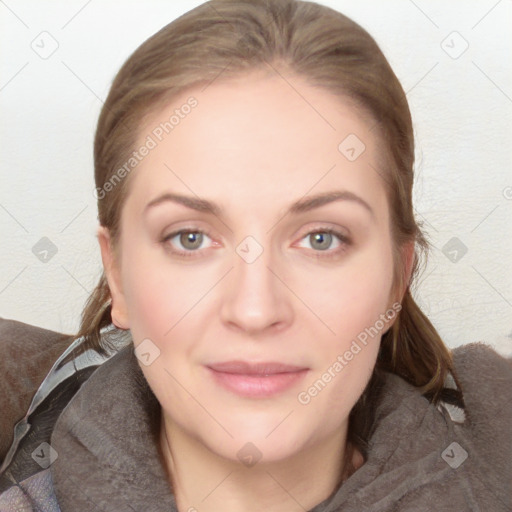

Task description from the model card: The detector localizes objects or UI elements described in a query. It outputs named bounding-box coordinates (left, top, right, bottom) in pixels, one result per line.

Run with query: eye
left=162, top=229, right=214, bottom=256
left=161, top=227, right=350, bottom=260
left=296, top=228, right=350, bottom=256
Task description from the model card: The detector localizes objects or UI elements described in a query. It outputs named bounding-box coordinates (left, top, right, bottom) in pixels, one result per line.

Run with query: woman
left=0, top=0, right=510, bottom=510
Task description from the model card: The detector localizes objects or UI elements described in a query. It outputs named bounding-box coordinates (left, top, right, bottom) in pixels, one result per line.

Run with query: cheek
left=120, top=247, right=206, bottom=413
left=294, top=245, right=393, bottom=430
left=120, top=242, right=207, bottom=342
left=297, top=237, right=395, bottom=343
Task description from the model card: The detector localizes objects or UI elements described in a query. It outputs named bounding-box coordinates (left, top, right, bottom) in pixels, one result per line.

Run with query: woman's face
left=101, top=71, right=399, bottom=464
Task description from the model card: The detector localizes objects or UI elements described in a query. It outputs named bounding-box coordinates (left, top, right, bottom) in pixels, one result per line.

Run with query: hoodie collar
left=51, top=345, right=178, bottom=511
left=51, top=345, right=452, bottom=512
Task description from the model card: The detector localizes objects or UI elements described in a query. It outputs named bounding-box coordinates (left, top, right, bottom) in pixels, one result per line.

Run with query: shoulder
left=449, top=342, right=512, bottom=508
left=451, top=340, right=512, bottom=426
left=0, top=318, right=73, bottom=463
left=359, top=343, right=512, bottom=510
left=0, top=322, right=124, bottom=502
left=450, top=341, right=512, bottom=437
left=452, top=340, right=512, bottom=372
left=451, top=341, right=512, bottom=412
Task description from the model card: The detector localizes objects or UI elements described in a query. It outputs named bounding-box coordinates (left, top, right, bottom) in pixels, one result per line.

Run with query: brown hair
left=69, top=0, right=464, bottom=460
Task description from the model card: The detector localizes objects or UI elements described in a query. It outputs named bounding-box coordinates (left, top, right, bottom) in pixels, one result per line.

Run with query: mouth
left=206, top=360, right=309, bottom=398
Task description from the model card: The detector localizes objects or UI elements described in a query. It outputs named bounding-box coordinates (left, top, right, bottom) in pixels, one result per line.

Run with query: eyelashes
left=295, top=228, right=349, bottom=256
left=161, top=227, right=351, bottom=260
left=162, top=230, right=216, bottom=257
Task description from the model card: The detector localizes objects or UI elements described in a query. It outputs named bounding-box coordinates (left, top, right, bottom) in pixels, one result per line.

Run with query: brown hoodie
left=0, top=318, right=511, bottom=511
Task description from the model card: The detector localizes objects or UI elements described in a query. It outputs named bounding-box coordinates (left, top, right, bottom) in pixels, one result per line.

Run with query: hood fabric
left=0, top=341, right=510, bottom=511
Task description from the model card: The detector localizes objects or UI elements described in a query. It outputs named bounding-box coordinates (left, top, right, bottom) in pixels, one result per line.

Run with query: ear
left=385, top=241, right=415, bottom=331
left=97, top=226, right=130, bottom=329
left=401, top=240, right=416, bottom=297
left=396, top=240, right=416, bottom=303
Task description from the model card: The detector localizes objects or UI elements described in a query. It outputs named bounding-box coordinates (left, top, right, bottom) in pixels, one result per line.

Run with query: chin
left=201, top=421, right=311, bottom=466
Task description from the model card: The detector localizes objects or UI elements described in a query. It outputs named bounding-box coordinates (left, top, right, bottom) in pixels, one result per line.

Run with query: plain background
left=0, top=0, right=511, bottom=356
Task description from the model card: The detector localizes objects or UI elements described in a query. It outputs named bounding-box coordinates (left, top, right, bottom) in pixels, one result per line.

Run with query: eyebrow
left=144, top=190, right=374, bottom=218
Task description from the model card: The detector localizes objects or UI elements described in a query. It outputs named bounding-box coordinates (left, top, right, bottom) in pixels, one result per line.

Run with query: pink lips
left=206, top=360, right=309, bottom=398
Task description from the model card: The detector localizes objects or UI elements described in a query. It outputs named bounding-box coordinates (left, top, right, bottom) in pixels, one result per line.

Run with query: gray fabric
left=0, top=318, right=73, bottom=462
left=51, top=345, right=177, bottom=512
left=0, top=469, right=60, bottom=511
left=1, top=329, right=511, bottom=511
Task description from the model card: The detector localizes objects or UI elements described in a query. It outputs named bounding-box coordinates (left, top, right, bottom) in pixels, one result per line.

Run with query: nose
left=219, top=241, right=294, bottom=336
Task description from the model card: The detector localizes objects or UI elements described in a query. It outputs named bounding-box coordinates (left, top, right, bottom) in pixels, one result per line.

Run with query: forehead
left=127, top=70, right=388, bottom=218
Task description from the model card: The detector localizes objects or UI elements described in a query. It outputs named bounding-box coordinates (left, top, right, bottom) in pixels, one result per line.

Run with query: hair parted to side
left=70, top=0, right=464, bottom=449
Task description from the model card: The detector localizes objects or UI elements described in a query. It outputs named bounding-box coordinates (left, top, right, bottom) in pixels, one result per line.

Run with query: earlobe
left=97, top=226, right=130, bottom=329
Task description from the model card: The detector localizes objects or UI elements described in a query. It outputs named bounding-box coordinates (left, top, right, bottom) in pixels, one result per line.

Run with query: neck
left=159, top=414, right=361, bottom=512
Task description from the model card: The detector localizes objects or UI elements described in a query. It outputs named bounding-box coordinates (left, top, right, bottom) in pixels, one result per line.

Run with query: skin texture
left=99, top=69, right=411, bottom=512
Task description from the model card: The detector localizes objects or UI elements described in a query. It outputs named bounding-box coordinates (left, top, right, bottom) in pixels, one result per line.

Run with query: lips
left=207, top=360, right=308, bottom=375
left=206, top=360, right=309, bottom=397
